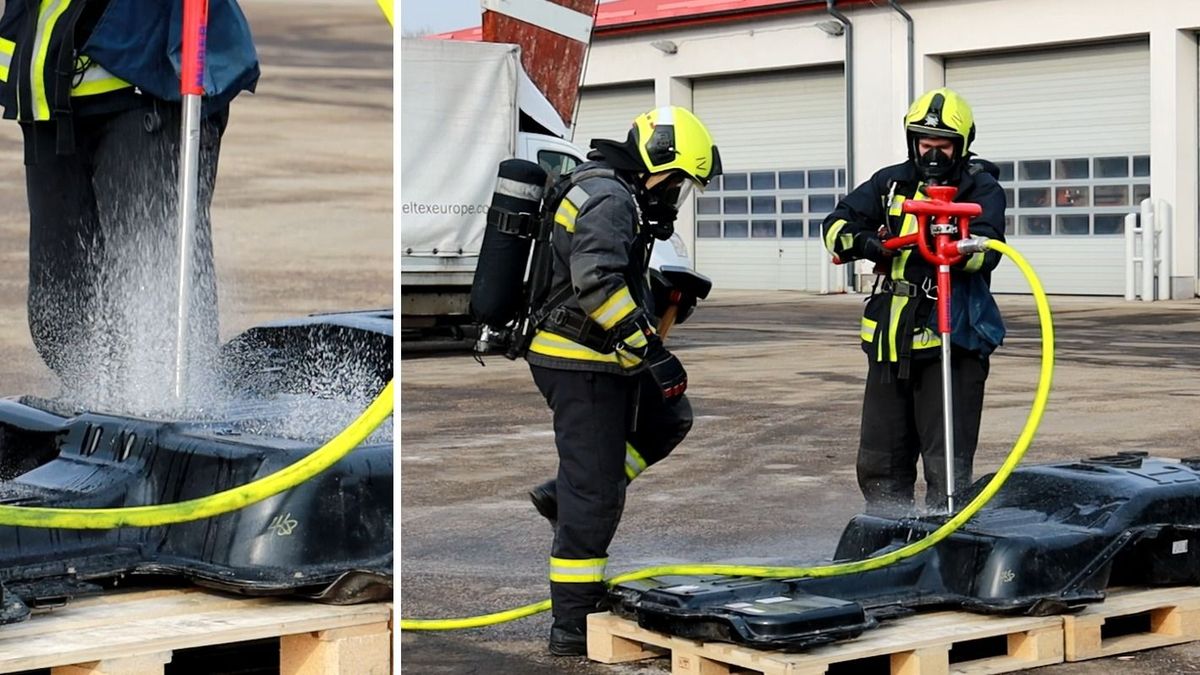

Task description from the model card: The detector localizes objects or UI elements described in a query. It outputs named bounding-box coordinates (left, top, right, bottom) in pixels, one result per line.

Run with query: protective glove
left=613, top=314, right=688, bottom=401
left=853, top=231, right=893, bottom=264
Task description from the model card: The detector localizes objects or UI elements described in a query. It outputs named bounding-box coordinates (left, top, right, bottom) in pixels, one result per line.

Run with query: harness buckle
left=882, top=278, right=919, bottom=298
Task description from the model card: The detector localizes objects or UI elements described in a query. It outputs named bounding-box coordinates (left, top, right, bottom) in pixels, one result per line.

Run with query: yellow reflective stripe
left=591, top=286, right=636, bottom=330
left=72, top=77, right=130, bottom=97
left=913, top=329, right=941, bottom=349
left=529, top=331, right=620, bottom=364
left=883, top=187, right=928, bottom=361
left=861, top=317, right=876, bottom=343
left=0, top=38, right=12, bottom=83
left=624, top=443, right=647, bottom=481
left=887, top=296, right=907, bottom=362
left=554, top=198, right=578, bottom=232
left=824, top=219, right=846, bottom=253
left=622, top=328, right=648, bottom=349
left=33, top=0, right=72, bottom=121
left=888, top=194, right=906, bottom=217
left=549, top=556, right=607, bottom=583
left=71, top=62, right=131, bottom=97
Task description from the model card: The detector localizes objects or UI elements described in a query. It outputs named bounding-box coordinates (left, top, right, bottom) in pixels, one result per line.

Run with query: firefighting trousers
left=531, top=364, right=693, bottom=621
left=21, top=102, right=227, bottom=408
left=857, top=353, right=989, bottom=516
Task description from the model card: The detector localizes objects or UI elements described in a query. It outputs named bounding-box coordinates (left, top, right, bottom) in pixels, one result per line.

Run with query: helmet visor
left=655, top=172, right=699, bottom=210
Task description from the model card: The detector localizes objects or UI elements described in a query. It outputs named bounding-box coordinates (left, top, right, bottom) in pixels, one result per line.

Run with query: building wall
left=581, top=0, right=1200, bottom=296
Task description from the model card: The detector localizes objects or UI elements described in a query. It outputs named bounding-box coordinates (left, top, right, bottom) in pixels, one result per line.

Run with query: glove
left=853, top=231, right=892, bottom=264
left=613, top=314, right=688, bottom=400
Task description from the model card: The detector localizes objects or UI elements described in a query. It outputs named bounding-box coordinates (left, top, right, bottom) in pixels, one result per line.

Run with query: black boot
left=548, top=617, right=587, bottom=656
left=528, top=479, right=557, bottom=528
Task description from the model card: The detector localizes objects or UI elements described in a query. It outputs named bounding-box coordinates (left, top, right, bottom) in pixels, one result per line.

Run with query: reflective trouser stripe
left=549, top=556, right=607, bottom=583
left=591, top=286, right=636, bottom=330
left=71, top=61, right=131, bottom=97
left=624, top=443, right=647, bottom=480
left=0, top=38, right=12, bottom=82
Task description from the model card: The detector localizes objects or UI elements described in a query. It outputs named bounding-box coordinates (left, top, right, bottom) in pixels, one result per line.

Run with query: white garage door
left=691, top=68, right=845, bottom=291
left=946, top=41, right=1150, bottom=295
left=572, top=83, right=656, bottom=153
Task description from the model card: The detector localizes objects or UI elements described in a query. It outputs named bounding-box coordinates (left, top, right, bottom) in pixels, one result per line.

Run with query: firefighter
left=525, top=106, right=720, bottom=656
left=821, top=88, right=1007, bottom=517
left=0, top=1, right=258, bottom=406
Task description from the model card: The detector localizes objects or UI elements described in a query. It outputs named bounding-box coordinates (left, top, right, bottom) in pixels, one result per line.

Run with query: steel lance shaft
left=174, top=0, right=210, bottom=402
left=937, top=262, right=955, bottom=513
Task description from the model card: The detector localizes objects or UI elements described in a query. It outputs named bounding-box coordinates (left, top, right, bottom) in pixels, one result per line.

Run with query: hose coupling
left=957, top=237, right=991, bottom=256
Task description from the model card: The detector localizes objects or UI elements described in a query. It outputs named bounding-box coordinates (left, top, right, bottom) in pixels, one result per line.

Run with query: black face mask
left=916, top=146, right=957, bottom=183
left=639, top=174, right=692, bottom=241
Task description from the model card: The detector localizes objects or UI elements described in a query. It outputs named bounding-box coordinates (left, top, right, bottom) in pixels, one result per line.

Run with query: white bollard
left=1157, top=199, right=1172, bottom=300
left=1140, top=199, right=1155, bottom=302
left=820, top=245, right=831, bottom=295
left=1124, top=212, right=1137, bottom=301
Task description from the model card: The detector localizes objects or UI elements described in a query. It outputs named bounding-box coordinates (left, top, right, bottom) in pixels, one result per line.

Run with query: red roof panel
left=435, top=0, right=870, bottom=40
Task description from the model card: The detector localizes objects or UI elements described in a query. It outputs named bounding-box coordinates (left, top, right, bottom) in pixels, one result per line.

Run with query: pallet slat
left=0, top=589, right=393, bottom=675
left=1063, top=586, right=1200, bottom=662
left=588, top=610, right=1064, bottom=675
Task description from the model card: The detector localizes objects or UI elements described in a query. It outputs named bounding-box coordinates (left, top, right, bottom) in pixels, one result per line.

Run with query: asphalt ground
left=400, top=291, right=1200, bottom=674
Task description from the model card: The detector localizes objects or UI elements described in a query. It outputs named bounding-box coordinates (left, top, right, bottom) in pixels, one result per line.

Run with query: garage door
left=946, top=41, right=1150, bottom=295
left=692, top=68, right=845, bottom=291
left=572, top=83, right=656, bottom=152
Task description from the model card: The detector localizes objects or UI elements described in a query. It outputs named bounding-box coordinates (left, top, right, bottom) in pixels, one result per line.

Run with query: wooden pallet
left=588, top=610, right=1064, bottom=675
left=1064, top=586, right=1200, bottom=662
left=0, top=587, right=393, bottom=675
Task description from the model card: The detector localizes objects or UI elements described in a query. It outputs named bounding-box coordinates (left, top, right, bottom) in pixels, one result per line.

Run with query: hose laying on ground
left=401, top=238, right=1052, bottom=630
left=0, top=380, right=393, bottom=529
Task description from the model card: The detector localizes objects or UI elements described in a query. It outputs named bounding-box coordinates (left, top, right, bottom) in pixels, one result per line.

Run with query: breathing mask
left=641, top=171, right=697, bottom=241
left=915, top=145, right=958, bottom=184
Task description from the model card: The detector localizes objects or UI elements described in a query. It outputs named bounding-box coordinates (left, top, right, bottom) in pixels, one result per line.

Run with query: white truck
left=399, top=37, right=694, bottom=340
left=400, top=38, right=586, bottom=336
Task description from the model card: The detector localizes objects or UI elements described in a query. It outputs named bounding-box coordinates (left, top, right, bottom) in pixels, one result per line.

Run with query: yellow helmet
left=630, top=106, right=722, bottom=187
left=904, top=87, right=975, bottom=162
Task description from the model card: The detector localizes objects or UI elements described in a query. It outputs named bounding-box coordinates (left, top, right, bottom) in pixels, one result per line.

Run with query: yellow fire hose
left=400, top=238, right=1054, bottom=631
left=0, top=381, right=393, bottom=529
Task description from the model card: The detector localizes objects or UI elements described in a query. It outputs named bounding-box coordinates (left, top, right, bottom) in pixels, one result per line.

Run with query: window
left=751, top=220, right=777, bottom=238
left=1000, top=154, right=1148, bottom=236
left=751, top=172, right=777, bottom=190
left=724, top=220, right=749, bottom=238
left=537, top=150, right=579, bottom=183
left=696, top=167, right=844, bottom=240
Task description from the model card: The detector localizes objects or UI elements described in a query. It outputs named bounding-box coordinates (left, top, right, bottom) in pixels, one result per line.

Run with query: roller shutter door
left=691, top=68, right=845, bottom=291
left=946, top=41, right=1150, bottom=295
left=571, top=83, right=655, bottom=152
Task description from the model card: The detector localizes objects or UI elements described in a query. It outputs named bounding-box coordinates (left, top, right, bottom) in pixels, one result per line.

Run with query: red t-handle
left=181, top=0, right=210, bottom=97
left=886, top=186, right=984, bottom=334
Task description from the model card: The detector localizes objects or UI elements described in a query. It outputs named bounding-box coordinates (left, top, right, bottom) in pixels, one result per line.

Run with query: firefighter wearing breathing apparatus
left=822, top=88, right=1007, bottom=517
left=523, top=106, right=720, bottom=656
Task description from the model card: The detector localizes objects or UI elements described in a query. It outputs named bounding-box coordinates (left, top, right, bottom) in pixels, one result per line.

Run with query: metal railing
left=1125, top=198, right=1172, bottom=301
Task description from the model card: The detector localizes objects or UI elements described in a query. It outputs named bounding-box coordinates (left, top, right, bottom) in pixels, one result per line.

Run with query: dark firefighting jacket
left=526, top=161, right=656, bottom=375
left=822, top=160, right=1007, bottom=375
